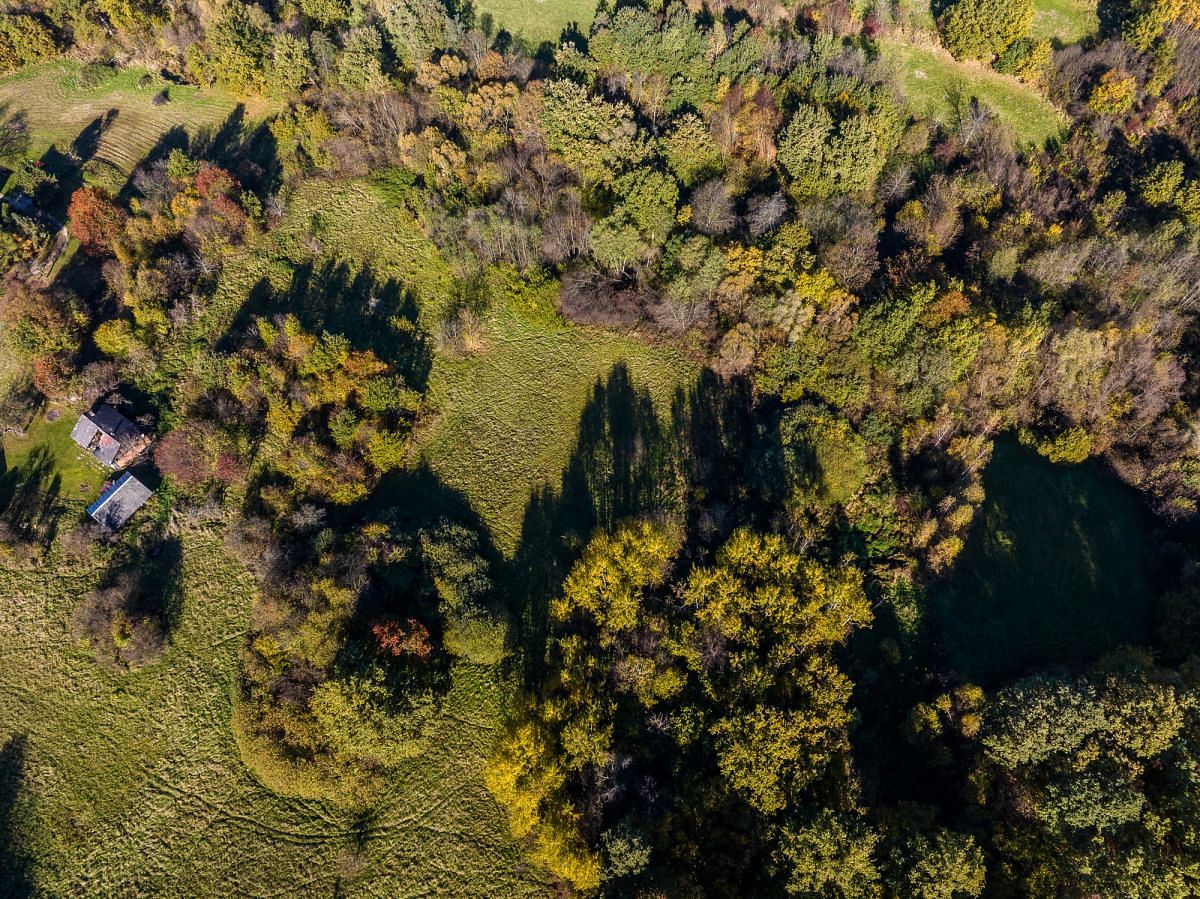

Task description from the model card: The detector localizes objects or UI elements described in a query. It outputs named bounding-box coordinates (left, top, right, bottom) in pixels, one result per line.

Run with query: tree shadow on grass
left=74, top=533, right=186, bottom=670
left=189, top=104, right=282, bottom=195
left=133, top=533, right=186, bottom=638
left=933, top=436, right=1156, bottom=685
left=0, top=446, right=63, bottom=548
left=191, top=104, right=246, bottom=169
left=506, top=363, right=688, bottom=682
left=668, top=368, right=761, bottom=543
left=113, top=103, right=279, bottom=205
left=502, top=366, right=760, bottom=682
left=49, top=116, right=160, bottom=305
left=224, top=262, right=431, bottom=390
left=362, top=463, right=502, bottom=606
left=111, top=123, right=191, bottom=210
left=0, top=104, right=30, bottom=168
left=311, top=464, right=511, bottom=708
left=23, top=111, right=119, bottom=222
left=0, top=734, right=32, bottom=898
left=0, top=383, right=45, bottom=437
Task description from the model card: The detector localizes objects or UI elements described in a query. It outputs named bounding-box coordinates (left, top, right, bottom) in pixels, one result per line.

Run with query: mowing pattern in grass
left=934, top=437, right=1155, bottom=684
left=0, top=528, right=544, bottom=896
left=0, top=175, right=690, bottom=893
left=421, top=307, right=696, bottom=556
left=0, top=62, right=249, bottom=180
left=1030, top=0, right=1099, bottom=43
left=473, top=0, right=596, bottom=46
left=881, top=40, right=1066, bottom=147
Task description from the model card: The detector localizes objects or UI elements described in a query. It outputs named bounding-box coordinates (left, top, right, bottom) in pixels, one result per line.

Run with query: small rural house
left=70, top=404, right=151, bottom=469
left=87, top=472, right=153, bottom=530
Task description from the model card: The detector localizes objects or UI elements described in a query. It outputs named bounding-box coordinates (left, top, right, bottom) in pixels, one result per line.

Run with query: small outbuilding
left=70, top=404, right=151, bottom=469
left=87, top=472, right=153, bottom=530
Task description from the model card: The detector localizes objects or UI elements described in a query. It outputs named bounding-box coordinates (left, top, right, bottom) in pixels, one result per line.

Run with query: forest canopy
left=3, top=0, right=1200, bottom=891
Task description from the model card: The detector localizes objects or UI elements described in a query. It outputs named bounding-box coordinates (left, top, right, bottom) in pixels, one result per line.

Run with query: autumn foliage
left=372, top=618, right=433, bottom=659
left=67, top=186, right=128, bottom=254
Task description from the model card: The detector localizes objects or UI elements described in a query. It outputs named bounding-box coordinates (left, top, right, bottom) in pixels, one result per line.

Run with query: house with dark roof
left=87, top=473, right=153, bottom=530
left=70, top=405, right=151, bottom=469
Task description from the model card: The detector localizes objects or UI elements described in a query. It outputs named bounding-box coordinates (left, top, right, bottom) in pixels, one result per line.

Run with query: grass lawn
left=933, top=437, right=1155, bottom=684
left=474, top=0, right=596, bottom=46
left=0, top=62, right=253, bottom=186
left=880, top=40, right=1066, bottom=147
left=1030, top=0, right=1099, bottom=43
left=1, top=406, right=108, bottom=501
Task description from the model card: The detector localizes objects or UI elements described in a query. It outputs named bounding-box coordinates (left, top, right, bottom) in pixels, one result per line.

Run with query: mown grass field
left=1030, top=0, right=1099, bottom=43
left=473, top=0, right=596, bottom=46
left=934, top=437, right=1155, bottom=683
left=0, top=170, right=693, bottom=892
left=0, top=526, right=545, bottom=896
left=0, top=62, right=252, bottom=191
left=881, top=40, right=1066, bottom=147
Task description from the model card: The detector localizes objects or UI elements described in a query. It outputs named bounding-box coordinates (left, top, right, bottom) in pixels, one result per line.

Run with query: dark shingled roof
left=87, top=473, right=153, bottom=530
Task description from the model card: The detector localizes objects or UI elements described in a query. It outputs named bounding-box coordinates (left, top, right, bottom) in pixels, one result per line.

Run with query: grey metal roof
left=70, top=406, right=142, bottom=468
left=69, top=415, right=102, bottom=448
left=87, top=473, right=153, bottom=530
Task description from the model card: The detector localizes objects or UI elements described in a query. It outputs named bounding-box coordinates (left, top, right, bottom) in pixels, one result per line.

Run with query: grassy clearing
left=934, top=437, right=1155, bottom=683
left=0, top=526, right=545, bottom=896
left=0, top=62, right=253, bottom=188
left=1030, top=0, right=1098, bottom=43
left=194, top=176, right=694, bottom=560
left=202, top=179, right=450, bottom=328
left=421, top=305, right=697, bottom=556
left=880, top=40, right=1066, bottom=147
left=473, top=0, right=596, bottom=46
left=150, top=177, right=451, bottom=397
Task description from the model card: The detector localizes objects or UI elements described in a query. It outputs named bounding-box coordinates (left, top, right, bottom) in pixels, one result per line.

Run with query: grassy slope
left=881, top=40, right=1066, bottom=147
left=0, top=173, right=692, bottom=892
left=934, top=437, right=1154, bottom=683
left=200, top=179, right=449, bottom=325
left=472, top=0, right=596, bottom=47
left=0, top=61, right=251, bottom=183
left=1030, top=0, right=1099, bottom=43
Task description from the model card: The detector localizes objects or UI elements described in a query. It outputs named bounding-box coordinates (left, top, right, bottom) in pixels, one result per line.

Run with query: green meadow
left=1030, top=0, right=1099, bottom=43
left=0, top=166, right=692, bottom=892
left=0, top=61, right=253, bottom=193
left=881, top=40, right=1066, bottom=147
left=473, top=0, right=596, bottom=46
